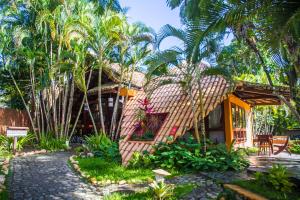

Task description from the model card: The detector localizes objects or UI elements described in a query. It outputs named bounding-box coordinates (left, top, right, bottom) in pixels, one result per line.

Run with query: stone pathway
left=166, top=171, right=251, bottom=200
left=8, top=152, right=102, bottom=200
left=248, top=153, right=300, bottom=180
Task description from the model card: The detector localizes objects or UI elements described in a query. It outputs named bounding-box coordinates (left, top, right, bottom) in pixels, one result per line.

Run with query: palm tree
left=146, top=22, right=225, bottom=146
left=109, top=23, right=156, bottom=140
left=166, top=0, right=300, bottom=122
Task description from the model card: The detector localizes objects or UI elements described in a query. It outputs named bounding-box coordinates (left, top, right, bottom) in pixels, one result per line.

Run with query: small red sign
left=169, top=126, right=178, bottom=136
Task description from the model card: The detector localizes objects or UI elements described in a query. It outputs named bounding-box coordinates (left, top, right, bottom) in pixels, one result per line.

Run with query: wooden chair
left=272, top=136, right=291, bottom=155
left=257, top=135, right=273, bottom=156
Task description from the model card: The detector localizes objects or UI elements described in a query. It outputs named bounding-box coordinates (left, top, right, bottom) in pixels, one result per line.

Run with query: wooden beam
left=224, top=97, right=233, bottom=149
left=228, top=94, right=251, bottom=111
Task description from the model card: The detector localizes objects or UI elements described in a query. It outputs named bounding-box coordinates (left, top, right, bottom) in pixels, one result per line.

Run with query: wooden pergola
left=234, top=81, right=290, bottom=105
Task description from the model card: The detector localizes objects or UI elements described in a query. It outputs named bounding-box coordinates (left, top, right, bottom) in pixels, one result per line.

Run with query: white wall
left=245, top=108, right=253, bottom=147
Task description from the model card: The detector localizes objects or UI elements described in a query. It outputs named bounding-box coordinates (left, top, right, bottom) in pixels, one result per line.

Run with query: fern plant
left=149, top=181, right=174, bottom=200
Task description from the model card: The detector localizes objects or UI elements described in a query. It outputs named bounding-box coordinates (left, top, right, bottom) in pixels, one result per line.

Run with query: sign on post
left=6, top=127, right=29, bottom=154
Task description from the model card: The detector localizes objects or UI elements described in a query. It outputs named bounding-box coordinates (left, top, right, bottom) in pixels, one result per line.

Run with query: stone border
left=13, top=149, right=48, bottom=158
left=0, top=157, right=10, bottom=192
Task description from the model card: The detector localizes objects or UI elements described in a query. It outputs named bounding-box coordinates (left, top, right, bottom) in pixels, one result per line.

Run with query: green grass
left=76, top=157, right=154, bottom=183
left=103, top=183, right=196, bottom=200
left=233, top=180, right=300, bottom=200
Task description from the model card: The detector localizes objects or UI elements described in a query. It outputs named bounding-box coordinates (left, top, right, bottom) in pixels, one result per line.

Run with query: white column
left=245, top=108, right=253, bottom=147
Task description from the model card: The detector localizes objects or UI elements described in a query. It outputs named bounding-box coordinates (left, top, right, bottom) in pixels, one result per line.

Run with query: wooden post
left=224, top=94, right=251, bottom=149
left=224, top=97, right=233, bottom=149
left=13, top=136, right=18, bottom=155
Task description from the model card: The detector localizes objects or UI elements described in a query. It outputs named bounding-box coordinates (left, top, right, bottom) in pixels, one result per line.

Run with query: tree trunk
left=188, top=87, right=200, bottom=143
left=198, top=79, right=206, bottom=154
left=8, top=70, right=36, bottom=135
left=98, top=62, right=106, bottom=133
left=84, top=95, right=98, bottom=134
left=69, top=69, right=93, bottom=140
left=64, top=73, right=75, bottom=137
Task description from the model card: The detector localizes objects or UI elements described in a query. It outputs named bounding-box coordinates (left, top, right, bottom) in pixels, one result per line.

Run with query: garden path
left=248, top=152, right=300, bottom=180
left=8, top=152, right=102, bottom=200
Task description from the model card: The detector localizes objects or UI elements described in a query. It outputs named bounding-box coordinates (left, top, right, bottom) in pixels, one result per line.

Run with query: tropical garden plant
left=128, top=136, right=249, bottom=171
left=0, top=0, right=155, bottom=145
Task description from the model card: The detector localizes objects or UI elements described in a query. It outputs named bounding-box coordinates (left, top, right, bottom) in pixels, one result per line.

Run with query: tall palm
left=146, top=22, right=225, bottom=146
left=65, top=8, right=126, bottom=134
left=109, top=23, right=156, bottom=140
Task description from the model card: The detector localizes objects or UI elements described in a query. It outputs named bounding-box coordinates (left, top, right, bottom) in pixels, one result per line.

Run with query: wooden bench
left=272, top=136, right=291, bottom=155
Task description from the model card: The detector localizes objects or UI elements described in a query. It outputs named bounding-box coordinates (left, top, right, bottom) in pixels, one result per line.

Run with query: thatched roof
left=87, top=83, right=119, bottom=95
left=104, top=63, right=145, bottom=88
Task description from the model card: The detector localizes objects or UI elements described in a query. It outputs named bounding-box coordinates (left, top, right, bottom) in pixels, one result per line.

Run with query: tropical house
left=72, top=64, right=145, bottom=134
left=118, top=63, right=290, bottom=164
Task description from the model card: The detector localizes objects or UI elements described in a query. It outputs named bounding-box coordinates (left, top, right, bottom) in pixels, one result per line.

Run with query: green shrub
left=84, top=133, right=121, bottom=162
left=255, top=164, right=294, bottom=197
left=0, top=133, right=35, bottom=152
left=127, top=151, right=151, bottom=169
left=38, top=133, right=67, bottom=151
left=290, top=140, right=300, bottom=154
left=132, top=137, right=249, bottom=172
left=74, top=146, right=85, bottom=155
left=149, top=181, right=174, bottom=200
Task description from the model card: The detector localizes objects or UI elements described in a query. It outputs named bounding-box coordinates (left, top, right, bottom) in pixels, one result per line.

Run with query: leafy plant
left=84, top=133, right=112, bottom=152
left=84, top=133, right=121, bottom=162
left=255, top=164, right=294, bottom=197
left=130, top=136, right=249, bottom=172
left=127, top=151, right=151, bottom=169
left=149, top=181, right=174, bottom=200
left=0, top=133, right=35, bottom=152
left=38, top=133, right=67, bottom=151
left=268, top=165, right=294, bottom=194
left=290, top=140, right=300, bottom=154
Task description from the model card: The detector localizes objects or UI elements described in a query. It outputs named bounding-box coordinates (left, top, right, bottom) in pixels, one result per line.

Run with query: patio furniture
left=257, top=135, right=273, bottom=156
left=272, top=136, right=291, bottom=155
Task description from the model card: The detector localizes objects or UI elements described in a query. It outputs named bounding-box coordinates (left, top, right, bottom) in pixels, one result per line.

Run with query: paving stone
left=8, top=152, right=102, bottom=200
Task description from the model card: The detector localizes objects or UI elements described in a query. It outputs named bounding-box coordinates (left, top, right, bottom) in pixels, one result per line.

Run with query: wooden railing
left=233, top=128, right=247, bottom=143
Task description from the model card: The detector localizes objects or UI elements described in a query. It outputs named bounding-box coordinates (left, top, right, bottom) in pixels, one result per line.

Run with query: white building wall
left=245, top=108, right=253, bottom=147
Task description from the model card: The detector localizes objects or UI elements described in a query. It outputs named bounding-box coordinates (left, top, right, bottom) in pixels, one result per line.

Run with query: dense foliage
left=0, top=0, right=155, bottom=142
left=231, top=165, right=298, bottom=200
left=0, top=133, right=35, bottom=152
left=38, top=133, right=68, bottom=151
left=290, top=140, right=300, bottom=154
left=83, top=133, right=121, bottom=162
left=167, top=0, right=300, bottom=123
left=128, top=137, right=249, bottom=172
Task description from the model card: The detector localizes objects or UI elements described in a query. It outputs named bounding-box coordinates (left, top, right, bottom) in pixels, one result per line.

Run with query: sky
left=119, top=0, right=233, bottom=50
left=119, top=0, right=183, bottom=50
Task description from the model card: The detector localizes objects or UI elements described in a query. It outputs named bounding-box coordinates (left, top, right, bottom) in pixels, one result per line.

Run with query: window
left=130, top=113, right=168, bottom=141
left=231, top=103, right=247, bottom=143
